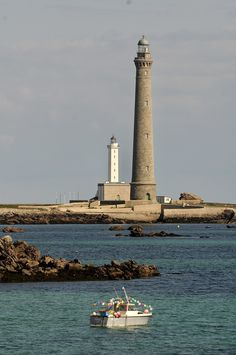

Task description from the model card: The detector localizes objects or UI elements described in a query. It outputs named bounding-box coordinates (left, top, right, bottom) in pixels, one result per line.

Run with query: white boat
left=90, top=287, right=153, bottom=328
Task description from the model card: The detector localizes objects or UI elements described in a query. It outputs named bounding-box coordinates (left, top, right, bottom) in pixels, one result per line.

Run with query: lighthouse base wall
left=130, top=182, right=157, bottom=202
left=97, top=183, right=130, bottom=202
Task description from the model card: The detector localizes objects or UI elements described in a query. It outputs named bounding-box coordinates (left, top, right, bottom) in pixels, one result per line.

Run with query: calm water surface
left=0, top=224, right=235, bottom=355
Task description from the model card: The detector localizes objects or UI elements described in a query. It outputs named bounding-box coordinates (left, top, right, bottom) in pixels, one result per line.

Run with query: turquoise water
left=0, top=224, right=235, bottom=354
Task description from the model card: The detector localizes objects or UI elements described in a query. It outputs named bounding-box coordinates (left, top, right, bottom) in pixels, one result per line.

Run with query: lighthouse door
left=145, top=193, right=151, bottom=200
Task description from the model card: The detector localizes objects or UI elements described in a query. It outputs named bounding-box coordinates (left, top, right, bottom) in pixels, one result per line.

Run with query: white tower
left=107, top=135, right=119, bottom=183
left=97, top=136, right=130, bottom=201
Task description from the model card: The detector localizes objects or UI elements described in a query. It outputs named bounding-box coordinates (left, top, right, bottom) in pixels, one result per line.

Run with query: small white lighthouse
left=97, top=136, right=130, bottom=201
left=107, top=135, right=119, bottom=183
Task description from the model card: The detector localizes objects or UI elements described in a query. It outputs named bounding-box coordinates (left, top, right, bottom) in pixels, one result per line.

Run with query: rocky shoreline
left=0, top=205, right=235, bottom=225
left=0, top=211, right=235, bottom=225
left=0, top=212, right=126, bottom=225
left=0, top=236, right=160, bottom=283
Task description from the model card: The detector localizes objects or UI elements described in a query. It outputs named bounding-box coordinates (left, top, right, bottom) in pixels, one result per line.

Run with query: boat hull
left=90, top=314, right=151, bottom=328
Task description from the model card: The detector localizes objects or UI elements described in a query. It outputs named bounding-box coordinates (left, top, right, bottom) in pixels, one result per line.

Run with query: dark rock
left=25, top=260, right=39, bottom=269
left=109, top=225, right=125, bottom=231
left=67, top=262, right=83, bottom=272
left=22, top=269, right=32, bottom=277
left=2, top=226, right=25, bottom=233
left=14, top=241, right=41, bottom=261
left=111, top=260, right=121, bottom=267
left=128, top=225, right=144, bottom=236
left=5, top=264, right=18, bottom=273
left=179, top=192, right=203, bottom=201
left=39, top=255, right=56, bottom=268
left=0, top=236, right=160, bottom=282
left=54, top=258, right=68, bottom=269
left=224, top=209, right=235, bottom=223
left=150, top=231, right=179, bottom=237
left=0, top=212, right=126, bottom=225
left=127, top=226, right=179, bottom=237
left=0, top=235, right=13, bottom=245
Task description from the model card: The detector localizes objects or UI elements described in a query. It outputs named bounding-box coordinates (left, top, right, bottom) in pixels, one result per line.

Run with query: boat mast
left=113, top=287, right=120, bottom=298
left=122, top=287, right=129, bottom=303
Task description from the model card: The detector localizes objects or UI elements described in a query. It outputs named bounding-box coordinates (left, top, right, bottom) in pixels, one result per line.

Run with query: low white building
left=157, top=196, right=172, bottom=204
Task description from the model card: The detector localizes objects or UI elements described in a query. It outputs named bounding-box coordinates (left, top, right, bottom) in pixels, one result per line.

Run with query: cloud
left=4, top=38, right=98, bottom=54
left=16, top=86, right=34, bottom=100
left=0, top=86, right=36, bottom=116
left=0, top=134, right=15, bottom=149
left=0, top=94, right=15, bottom=113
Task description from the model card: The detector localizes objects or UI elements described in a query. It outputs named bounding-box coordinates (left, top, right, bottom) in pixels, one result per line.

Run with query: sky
left=0, top=0, right=235, bottom=204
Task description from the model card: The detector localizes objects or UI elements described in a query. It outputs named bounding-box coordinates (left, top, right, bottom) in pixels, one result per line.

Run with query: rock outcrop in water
left=0, top=236, right=160, bottom=282
left=112, top=225, right=179, bottom=237
left=109, top=225, right=126, bottom=231
left=2, top=226, right=25, bottom=233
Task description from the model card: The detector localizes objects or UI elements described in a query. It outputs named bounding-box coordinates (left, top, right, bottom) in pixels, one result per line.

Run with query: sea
left=0, top=224, right=235, bottom=355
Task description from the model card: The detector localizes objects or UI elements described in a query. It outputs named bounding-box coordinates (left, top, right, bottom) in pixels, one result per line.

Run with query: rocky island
left=0, top=197, right=235, bottom=224
left=0, top=236, right=160, bottom=283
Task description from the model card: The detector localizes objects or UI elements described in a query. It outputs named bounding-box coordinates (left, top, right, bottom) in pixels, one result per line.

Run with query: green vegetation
left=0, top=204, right=56, bottom=209
left=0, top=205, right=20, bottom=209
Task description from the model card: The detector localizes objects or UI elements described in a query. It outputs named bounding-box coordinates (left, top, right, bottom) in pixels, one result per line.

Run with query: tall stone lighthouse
left=130, top=36, right=157, bottom=201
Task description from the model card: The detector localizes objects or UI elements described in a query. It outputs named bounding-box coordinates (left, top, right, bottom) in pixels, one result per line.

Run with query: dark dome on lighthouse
left=137, top=35, right=149, bottom=46
left=110, top=135, right=117, bottom=144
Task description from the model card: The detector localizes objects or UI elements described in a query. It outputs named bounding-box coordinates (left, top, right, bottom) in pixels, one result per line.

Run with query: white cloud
left=0, top=134, right=15, bottom=149
left=17, top=86, right=34, bottom=100
left=9, top=39, right=97, bottom=53
left=0, top=94, right=15, bottom=113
